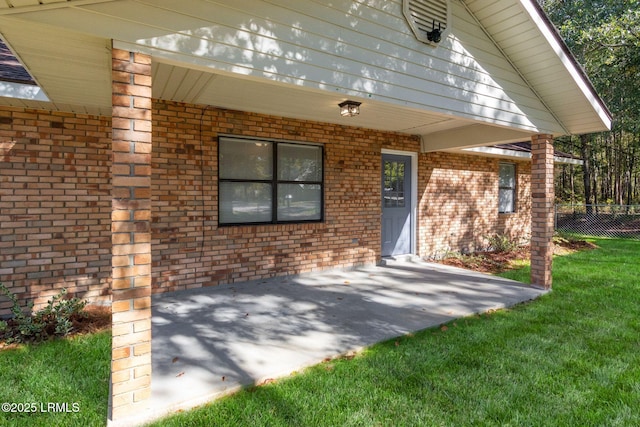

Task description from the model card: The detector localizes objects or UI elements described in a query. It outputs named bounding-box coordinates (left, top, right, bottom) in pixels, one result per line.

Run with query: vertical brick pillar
left=530, top=134, right=554, bottom=289
left=109, top=48, right=153, bottom=420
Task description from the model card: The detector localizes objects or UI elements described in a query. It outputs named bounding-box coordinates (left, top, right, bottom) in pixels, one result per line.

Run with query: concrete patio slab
left=114, top=258, right=548, bottom=426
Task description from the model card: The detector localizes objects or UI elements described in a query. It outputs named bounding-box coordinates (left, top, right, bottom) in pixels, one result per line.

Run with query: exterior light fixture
left=426, top=20, right=442, bottom=43
left=339, top=100, right=361, bottom=117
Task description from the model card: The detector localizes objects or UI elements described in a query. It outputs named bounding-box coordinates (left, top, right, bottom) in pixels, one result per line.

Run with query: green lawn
left=1, top=238, right=638, bottom=426
left=151, top=238, right=640, bottom=427
left=0, top=330, right=110, bottom=427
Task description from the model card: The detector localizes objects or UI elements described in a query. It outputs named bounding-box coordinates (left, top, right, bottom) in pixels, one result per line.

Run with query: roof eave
left=462, top=146, right=584, bottom=165
left=521, top=0, right=613, bottom=132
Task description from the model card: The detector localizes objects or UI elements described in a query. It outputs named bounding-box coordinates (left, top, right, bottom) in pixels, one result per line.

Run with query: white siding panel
left=10, top=0, right=563, bottom=133
left=448, top=4, right=561, bottom=130
left=451, top=16, right=540, bottom=98
left=7, top=7, right=173, bottom=41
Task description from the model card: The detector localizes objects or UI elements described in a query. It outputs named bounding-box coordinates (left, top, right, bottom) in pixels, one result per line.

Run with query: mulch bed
left=437, top=238, right=597, bottom=274
left=1, top=305, right=111, bottom=350
left=72, top=305, right=112, bottom=334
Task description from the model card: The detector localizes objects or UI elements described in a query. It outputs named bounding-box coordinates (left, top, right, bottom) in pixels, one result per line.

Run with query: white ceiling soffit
left=0, top=0, right=117, bottom=114
left=151, top=59, right=468, bottom=136
left=0, top=17, right=112, bottom=115
left=149, top=50, right=559, bottom=146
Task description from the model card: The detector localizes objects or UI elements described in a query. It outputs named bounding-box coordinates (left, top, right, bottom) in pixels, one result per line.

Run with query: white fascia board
left=553, top=155, right=583, bottom=165
left=464, top=146, right=531, bottom=160
left=463, top=146, right=583, bottom=165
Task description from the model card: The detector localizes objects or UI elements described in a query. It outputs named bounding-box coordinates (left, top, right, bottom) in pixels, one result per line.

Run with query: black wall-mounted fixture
left=338, top=100, right=361, bottom=117
left=426, top=20, right=442, bottom=43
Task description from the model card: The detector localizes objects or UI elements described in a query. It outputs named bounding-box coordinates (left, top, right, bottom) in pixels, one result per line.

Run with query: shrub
left=554, top=231, right=582, bottom=244
left=0, top=283, right=87, bottom=345
left=486, top=234, right=520, bottom=253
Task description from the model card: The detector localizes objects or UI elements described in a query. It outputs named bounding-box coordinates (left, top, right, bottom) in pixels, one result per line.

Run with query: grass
left=0, top=330, right=111, bottom=427
left=148, top=237, right=640, bottom=426
left=1, top=238, right=638, bottom=426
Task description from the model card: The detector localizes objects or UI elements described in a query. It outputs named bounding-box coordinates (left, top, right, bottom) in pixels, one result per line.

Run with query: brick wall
left=417, top=151, right=531, bottom=257
left=530, top=134, right=554, bottom=288
left=150, top=100, right=420, bottom=293
left=1, top=100, right=532, bottom=314
left=109, top=48, right=153, bottom=419
left=0, top=107, right=112, bottom=313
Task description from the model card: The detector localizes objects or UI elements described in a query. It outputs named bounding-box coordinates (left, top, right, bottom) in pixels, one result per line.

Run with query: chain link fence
left=555, top=204, right=640, bottom=240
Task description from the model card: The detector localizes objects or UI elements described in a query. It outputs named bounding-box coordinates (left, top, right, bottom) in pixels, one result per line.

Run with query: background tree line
left=540, top=0, right=640, bottom=207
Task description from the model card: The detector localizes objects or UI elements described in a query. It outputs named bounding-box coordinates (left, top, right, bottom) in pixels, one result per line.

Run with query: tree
left=541, top=0, right=640, bottom=206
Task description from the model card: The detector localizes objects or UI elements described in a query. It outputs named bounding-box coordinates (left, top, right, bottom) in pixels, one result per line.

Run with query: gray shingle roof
left=0, top=38, right=36, bottom=85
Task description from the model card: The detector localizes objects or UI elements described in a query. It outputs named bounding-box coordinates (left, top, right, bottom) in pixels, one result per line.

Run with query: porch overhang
left=0, top=0, right=611, bottom=150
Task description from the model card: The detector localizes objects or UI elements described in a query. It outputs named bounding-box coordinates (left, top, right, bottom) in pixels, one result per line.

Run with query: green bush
left=0, top=283, right=87, bottom=344
left=486, top=234, right=520, bottom=253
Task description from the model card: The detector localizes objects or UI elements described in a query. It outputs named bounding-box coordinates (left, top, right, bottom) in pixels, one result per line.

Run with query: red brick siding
left=530, top=135, right=554, bottom=288
left=417, top=151, right=531, bottom=257
left=0, top=107, right=112, bottom=313
left=110, top=48, right=153, bottom=419
left=1, top=100, right=532, bottom=314
left=151, top=100, right=420, bottom=293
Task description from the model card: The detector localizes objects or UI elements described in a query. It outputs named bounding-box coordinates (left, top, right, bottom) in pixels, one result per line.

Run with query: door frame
left=381, top=149, right=418, bottom=256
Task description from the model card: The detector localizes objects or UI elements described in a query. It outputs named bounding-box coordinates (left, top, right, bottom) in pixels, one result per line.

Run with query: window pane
left=220, top=138, right=272, bottom=180
left=220, top=182, right=272, bottom=223
left=383, top=160, right=406, bottom=208
left=277, top=184, right=321, bottom=221
left=499, top=163, right=515, bottom=188
left=499, top=188, right=514, bottom=213
left=278, top=144, right=322, bottom=181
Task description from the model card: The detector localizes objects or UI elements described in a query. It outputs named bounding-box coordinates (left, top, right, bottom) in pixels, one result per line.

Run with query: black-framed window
left=218, top=136, right=323, bottom=225
left=498, top=162, right=516, bottom=214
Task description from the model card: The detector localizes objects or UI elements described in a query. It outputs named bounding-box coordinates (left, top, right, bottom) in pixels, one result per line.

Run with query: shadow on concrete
left=141, top=259, right=546, bottom=424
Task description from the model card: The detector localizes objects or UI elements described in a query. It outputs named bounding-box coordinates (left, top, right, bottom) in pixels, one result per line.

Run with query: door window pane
left=384, top=160, right=406, bottom=208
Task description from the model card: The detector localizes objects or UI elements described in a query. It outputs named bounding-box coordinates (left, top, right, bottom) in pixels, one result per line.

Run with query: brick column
left=109, top=48, right=153, bottom=420
left=530, top=134, right=554, bottom=289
